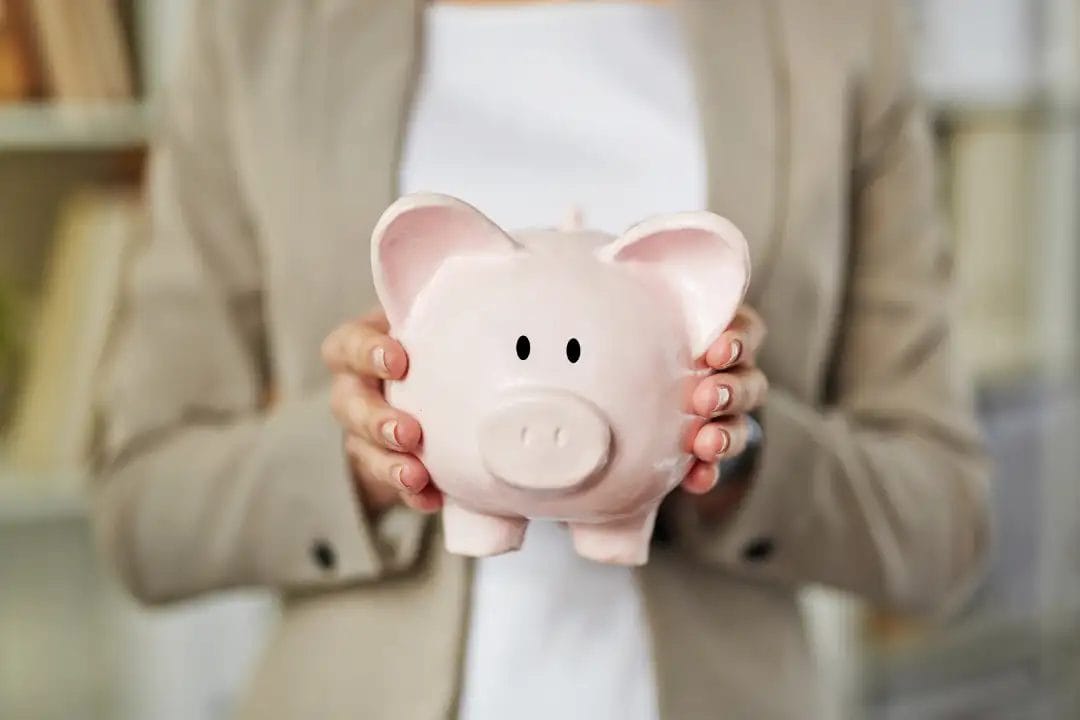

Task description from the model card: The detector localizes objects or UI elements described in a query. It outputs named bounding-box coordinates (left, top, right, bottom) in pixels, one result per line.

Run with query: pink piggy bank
left=371, top=193, right=750, bottom=565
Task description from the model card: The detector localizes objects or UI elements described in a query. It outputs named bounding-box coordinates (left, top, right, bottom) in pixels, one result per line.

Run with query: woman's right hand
left=321, top=310, right=442, bottom=517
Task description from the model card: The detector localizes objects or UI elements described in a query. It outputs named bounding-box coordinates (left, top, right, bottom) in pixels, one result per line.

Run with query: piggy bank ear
left=371, top=193, right=519, bottom=327
left=598, top=212, right=750, bottom=359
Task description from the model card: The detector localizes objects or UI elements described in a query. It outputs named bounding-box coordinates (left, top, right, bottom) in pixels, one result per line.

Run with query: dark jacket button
left=311, top=540, right=337, bottom=571
left=741, top=537, right=775, bottom=562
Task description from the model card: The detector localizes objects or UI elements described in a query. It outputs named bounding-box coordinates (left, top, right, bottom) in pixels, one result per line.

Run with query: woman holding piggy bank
left=93, top=0, right=989, bottom=718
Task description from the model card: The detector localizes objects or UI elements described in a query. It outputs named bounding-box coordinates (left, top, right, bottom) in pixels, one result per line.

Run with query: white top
left=399, top=3, right=706, bottom=719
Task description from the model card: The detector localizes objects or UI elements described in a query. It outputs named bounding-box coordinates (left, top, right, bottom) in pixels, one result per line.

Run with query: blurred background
left=0, top=0, right=1078, bottom=718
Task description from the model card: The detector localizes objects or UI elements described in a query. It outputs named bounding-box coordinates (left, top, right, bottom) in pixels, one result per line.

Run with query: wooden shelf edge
left=0, top=492, right=86, bottom=524
left=0, top=101, right=150, bottom=151
left=0, top=462, right=88, bottom=524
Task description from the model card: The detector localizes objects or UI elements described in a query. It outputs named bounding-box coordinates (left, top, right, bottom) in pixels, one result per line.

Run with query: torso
left=217, top=1, right=873, bottom=716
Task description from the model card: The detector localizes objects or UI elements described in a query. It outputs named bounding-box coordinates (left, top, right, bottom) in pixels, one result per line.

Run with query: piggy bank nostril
left=520, top=426, right=531, bottom=446
left=554, top=427, right=567, bottom=447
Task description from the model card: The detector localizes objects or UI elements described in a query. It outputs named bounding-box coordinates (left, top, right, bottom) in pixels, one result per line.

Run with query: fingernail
left=391, top=464, right=408, bottom=490
left=381, top=420, right=400, bottom=449
left=348, top=336, right=366, bottom=365
left=726, top=340, right=743, bottom=368
left=715, top=428, right=731, bottom=457
left=372, top=345, right=389, bottom=375
left=713, top=385, right=732, bottom=413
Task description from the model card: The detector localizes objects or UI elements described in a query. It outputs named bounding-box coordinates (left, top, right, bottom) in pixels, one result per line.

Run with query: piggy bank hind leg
left=441, top=501, right=528, bottom=557
left=569, top=507, right=659, bottom=566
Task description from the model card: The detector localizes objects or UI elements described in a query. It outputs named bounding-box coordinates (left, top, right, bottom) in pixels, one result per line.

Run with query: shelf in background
left=0, top=491, right=85, bottom=524
left=0, top=462, right=87, bottom=525
left=864, top=612, right=1080, bottom=716
left=928, top=92, right=1080, bottom=129
left=0, top=102, right=150, bottom=151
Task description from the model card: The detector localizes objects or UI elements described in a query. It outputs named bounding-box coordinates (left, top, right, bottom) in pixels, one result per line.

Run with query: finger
left=705, top=307, right=767, bottom=370
left=345, top=435, right=430, bottom=495
left=358, top=308, right=391, bottom=333
left=400, top=484, right=444, bottom=514
left=692, top=416, right=750, bottom=462
left=691, top=367, right=768, bottom=418
left=353, top=467, right=400, bottom=513
left=321, top=320, right=408, bottom=380
left=680, top=460, right=719, bottom=494
left=330, top=375, right=422, bottom=451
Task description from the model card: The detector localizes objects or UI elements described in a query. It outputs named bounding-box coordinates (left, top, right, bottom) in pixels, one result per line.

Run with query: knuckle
left=361, top=463, right=387, bottom=491
left=360, top=309, right=388, bottom=330
left=347, top=333, right=369, bottom=363
left=336, top=380, right=361, bottom=408
left=344, top=434, right=368, bottom=462
left=324, top=326, right=355, bottom=366
left=345, top=405, right=372, bottom=436
left=349, top=455, right=368, bottom=481
left=357, top=329, right=379, bottom=354
left=330, top=382, right=354, bottom=421
left=728, top=422, right=749, bottom=454
left=331, top=373, right=354, bottom=396
left=375, top=459, right=402, bottom=489
left=330, top=399, right=347, bottom=427
left=320, top=334, right=338, bottom=365
left=339, top=321, right=361, bottom=343
left=758, top=373, right=770, bottom=399
left=380, top=465, right=400, bottom=489
left=734, top=377, right=751, bottom=405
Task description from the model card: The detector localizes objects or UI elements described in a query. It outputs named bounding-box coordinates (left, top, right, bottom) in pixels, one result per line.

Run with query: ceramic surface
left=372, top=193, right=749, bottom=564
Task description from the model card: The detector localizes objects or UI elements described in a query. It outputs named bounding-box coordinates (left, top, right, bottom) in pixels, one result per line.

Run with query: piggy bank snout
left=479, top=390, right=611, bottom=492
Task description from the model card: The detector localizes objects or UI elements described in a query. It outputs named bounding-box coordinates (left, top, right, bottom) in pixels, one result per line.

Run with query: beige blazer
left=91, top=1, right=990, bottom=718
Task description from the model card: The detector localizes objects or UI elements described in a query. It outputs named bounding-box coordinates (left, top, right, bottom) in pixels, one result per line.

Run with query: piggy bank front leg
left=441, top=501, right=528, bottom=557
left=569, top=506, right=660, bottom=566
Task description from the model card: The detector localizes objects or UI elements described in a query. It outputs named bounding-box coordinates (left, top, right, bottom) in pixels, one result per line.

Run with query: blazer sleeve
left=668, top=0, right=991, bottom=615
left=90, top=0, right=427, bottom=605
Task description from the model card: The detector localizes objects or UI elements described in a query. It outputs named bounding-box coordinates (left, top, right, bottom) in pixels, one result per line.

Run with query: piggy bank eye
left=566, top=338, right=581, bottom=363
left=516, top=335, right=531, bottom=360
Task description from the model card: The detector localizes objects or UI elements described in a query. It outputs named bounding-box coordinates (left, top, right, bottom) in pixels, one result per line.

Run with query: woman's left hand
left=680, top=305, right=769, bottom=501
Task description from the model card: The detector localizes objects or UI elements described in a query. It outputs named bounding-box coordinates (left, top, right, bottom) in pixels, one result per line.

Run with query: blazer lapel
left=677, top=0, right=789, bottom=305
left=318, top=0, right=426, bottom=318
